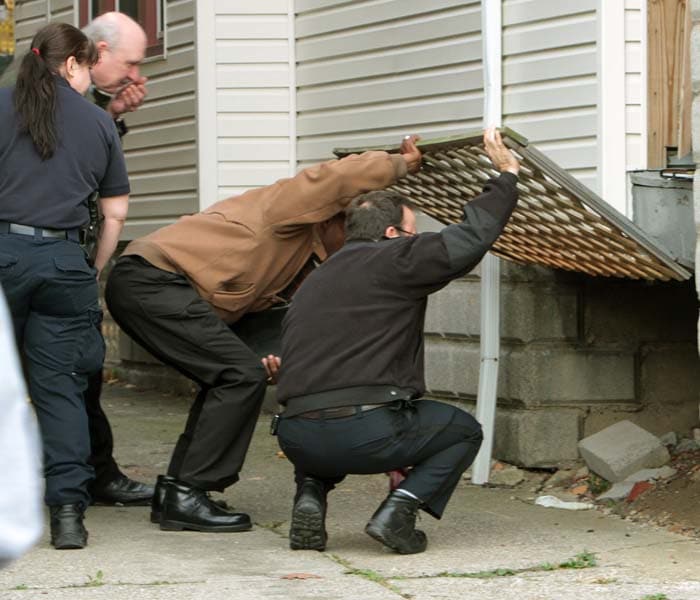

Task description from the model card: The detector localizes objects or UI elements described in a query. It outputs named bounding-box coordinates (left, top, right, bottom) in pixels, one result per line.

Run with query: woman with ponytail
left=0, top=22, right=130, bottom=550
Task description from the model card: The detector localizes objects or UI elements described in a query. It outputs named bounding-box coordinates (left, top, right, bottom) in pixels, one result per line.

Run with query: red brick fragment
left=626, top=481, right=653, bottom=503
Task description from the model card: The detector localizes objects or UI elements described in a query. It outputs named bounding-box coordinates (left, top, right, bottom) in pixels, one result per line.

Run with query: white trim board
left=597, top=0, right=628, bottom=215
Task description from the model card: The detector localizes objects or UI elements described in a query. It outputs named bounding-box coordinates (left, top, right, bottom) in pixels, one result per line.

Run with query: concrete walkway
left=2, top=384, right=699, bottom=600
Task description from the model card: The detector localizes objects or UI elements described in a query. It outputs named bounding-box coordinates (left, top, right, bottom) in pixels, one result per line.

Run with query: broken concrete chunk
left=490, top=465, right=525, bottom=487
left=623, top=466, right=677, bottom=483
left=578, top=420, right=670, bottom=483
left=544, top=469, right=575, bottom=489
left=659, top=431, right=678, bottom=447
left=597, top=481, right=635, bottom=501
left=574, top=466, right=590, bottom=480
left=676, top=438, right=700, bottom=452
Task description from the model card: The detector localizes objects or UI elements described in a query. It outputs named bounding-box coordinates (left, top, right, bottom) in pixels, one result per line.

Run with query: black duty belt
left=0, top=221, right=81, bottom=242
left=298, top=404, right=386, bottom=420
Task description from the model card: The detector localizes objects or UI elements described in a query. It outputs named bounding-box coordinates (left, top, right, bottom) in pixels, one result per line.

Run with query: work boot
left=365, top=491, right=427, bottom=554
left=289, top=476, right=328, bottom=551
left=159, top=478, right=251, bottom=532
left=50, top=504, right=88, bottom=550
left=91, top=474, right=155, bottom=506
left=150, top=475, right=230, bottom=523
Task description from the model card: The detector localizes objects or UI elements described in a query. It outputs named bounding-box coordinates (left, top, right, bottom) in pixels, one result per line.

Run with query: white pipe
left=471, top=0, right=503, bottom=486
left=288, top=0, right=297, bottom=176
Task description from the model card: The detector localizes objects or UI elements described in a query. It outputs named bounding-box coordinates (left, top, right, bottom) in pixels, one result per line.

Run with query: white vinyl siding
left=11, top=1, right=53, bottom=54
left=123, top=0, right=198, bottom=239
left=295, top=0, right=484, bottom=168
left=502, top=0, right=599, bottom=192
left=199, top=0, right=293, bottom=206
left=624, top=0, right=645, bottom=171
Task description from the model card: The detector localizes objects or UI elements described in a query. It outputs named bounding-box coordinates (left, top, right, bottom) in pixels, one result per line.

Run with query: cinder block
left=424, top=338, right=480, bottom=397
left=425, top=280, right=479, bottom=337
left=502, top=347, right=635, bottom=405
left=639, top=344, right=700, bottom=407
left=425, top=278, right=578, bottom=343
left=492, top=407, right=582, bottom=468
left=582, top=278, right=698, bottom=345
left=500, top=282, right=577, bottom=343
left=578, top=420, right=670, bottom=482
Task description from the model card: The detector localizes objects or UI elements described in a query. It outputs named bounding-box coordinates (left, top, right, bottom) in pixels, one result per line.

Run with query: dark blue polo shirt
left=0, top=75, right=129, bottom=229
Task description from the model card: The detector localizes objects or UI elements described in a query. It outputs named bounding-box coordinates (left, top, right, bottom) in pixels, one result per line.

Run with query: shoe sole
left=51, top=535, right=88, bottom=550
left=159, top=519, right=252, bottom=533
left=290, top=503, right=326, bottom=551
left=150, top=511, right=160, bottom=524
left=92, top=498, right=153, bottom=507
left=364, top=523, right=426, bottom=555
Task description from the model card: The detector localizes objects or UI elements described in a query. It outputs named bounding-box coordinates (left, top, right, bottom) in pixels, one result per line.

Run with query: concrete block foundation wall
left=424, top=261, right=700, bottom=468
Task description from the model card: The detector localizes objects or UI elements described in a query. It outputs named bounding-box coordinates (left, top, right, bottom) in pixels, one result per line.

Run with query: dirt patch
left=616, top=449, right=700, bottom=538
left=486, top=447, right=700, bottom=540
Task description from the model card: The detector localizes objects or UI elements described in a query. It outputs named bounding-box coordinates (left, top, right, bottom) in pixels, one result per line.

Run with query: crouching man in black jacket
left=275, top=128, right=520, bottom=555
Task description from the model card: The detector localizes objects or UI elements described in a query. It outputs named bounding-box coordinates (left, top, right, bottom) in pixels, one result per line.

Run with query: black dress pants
left=277, top=399, right=483, bottom=519
left=105, top=256, right=268, bottom=490
left=85, top=296, right=287, bottom=487
left=0, top=234, right=103, bottom=508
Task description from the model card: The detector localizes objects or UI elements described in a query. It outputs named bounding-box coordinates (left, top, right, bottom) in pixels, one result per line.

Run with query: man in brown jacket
left=104, top=137, right=421, bottom=533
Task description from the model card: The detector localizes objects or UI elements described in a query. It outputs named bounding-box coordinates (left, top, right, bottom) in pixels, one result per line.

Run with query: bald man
left=81, top=12, right=153, bottom=507
left=84, top=11, right=148, bottom=120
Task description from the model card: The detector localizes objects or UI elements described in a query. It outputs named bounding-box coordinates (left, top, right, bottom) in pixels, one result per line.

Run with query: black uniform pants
left=0, top=234, right=104, bottom=508
left=105, top=256, right=268, bottom=490
left=85, top=369, right=123, bottom=488
left=277, top=399, right=483, bottom=518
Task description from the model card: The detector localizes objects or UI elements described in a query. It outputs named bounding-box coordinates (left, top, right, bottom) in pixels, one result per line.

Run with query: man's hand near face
left=107, top=76, right=148, bottom=118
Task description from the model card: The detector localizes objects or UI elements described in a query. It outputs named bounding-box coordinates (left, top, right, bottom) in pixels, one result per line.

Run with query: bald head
left=84, top=12, right=147, bottom=93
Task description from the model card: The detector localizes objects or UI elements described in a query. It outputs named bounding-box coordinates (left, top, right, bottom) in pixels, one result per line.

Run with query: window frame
left=78, top=0, right=165, bottom=59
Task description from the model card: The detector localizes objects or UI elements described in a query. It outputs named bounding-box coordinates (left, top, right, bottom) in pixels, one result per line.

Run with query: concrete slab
left=2, top=384, right=698, bottom=600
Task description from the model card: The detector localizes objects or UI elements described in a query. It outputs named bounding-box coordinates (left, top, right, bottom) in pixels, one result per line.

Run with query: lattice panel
left=335, top=130, right=691, bottom=282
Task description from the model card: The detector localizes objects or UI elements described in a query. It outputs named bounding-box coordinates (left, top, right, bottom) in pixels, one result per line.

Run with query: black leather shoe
left=159, top=478, right=251, bottom=532
left=365, top=491, right=427, bottom=555
left=92, top=474, right=155, bottom=506
left=50, top=504, right=88, bottom=550
left=289, top=477, right=327, bottom=551
left=150, top=475, right=230, bottom=523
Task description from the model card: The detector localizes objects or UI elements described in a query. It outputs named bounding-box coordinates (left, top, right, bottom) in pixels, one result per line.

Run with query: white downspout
left=471, top=0, right=502, bottom=486
left=288, top=0, right=297, bottom=176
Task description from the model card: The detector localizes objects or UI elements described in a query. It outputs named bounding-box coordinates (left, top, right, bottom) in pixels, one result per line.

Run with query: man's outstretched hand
left=483, top=127, right=519, bottom=176
left=400, top=134, right=422, bottom=174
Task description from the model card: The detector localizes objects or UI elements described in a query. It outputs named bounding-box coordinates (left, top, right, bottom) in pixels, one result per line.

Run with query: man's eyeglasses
left=395, top=227, right=417, bottom=237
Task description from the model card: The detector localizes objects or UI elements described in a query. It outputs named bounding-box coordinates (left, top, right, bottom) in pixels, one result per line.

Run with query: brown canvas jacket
left=122, top=151, right=408, bottom=323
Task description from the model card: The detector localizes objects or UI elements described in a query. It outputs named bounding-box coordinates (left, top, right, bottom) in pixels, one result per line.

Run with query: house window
left=78, top=0, right=164, bottom=58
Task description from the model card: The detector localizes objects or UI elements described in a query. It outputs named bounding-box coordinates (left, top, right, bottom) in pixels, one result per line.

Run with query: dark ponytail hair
left=14, top=22, right=98, bottom=160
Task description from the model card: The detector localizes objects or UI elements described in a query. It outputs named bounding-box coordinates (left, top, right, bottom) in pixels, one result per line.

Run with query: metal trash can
left=630, top=170, right=695, bottom=267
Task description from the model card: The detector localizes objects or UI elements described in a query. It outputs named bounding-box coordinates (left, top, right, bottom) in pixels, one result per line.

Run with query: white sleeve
left=0, top=289, right=43, bottom=565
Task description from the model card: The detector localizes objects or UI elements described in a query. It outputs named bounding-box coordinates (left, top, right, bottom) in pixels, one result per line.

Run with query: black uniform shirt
left=278, top=172, right=519, bottom=413
left=0, top=75, right=129, bottom=229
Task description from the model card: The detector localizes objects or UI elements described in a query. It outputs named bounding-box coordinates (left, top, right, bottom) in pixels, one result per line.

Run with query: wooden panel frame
left=335, top=129, right=692, bottom=282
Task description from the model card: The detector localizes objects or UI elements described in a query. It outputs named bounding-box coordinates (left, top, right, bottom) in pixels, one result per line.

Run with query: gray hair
left=82, top=13, right=124, bottom=49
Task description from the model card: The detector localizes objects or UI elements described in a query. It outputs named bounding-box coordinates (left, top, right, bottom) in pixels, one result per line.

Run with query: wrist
left=114, top=117, right=128, bottom=137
